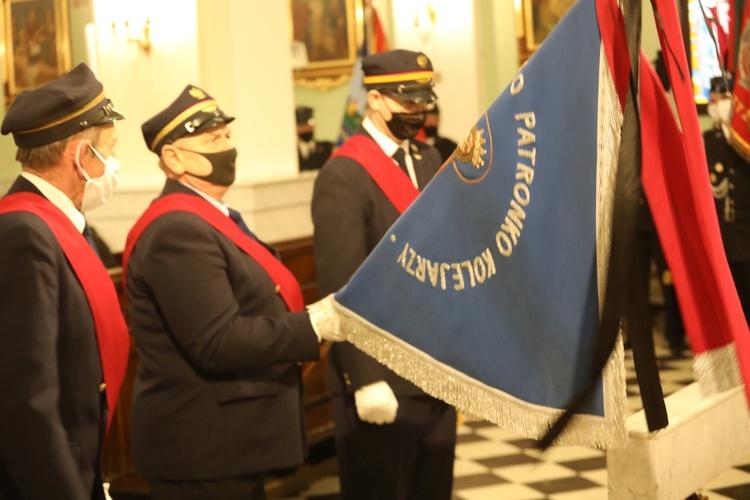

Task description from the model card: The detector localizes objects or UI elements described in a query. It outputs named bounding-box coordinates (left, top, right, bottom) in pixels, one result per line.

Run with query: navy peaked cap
left=362, top=49, right=437, bottom=103
left=142, top=85, right=235, bottom=155
left=1, top=63, right=124, bottom=148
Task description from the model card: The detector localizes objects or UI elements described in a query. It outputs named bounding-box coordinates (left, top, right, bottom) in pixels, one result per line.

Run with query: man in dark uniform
left=423, top=104, right=458, bottom=164
left=125, top=86, right=344, bottom=500
left=312, top=49, right=456, bottom=500
left=0, top=63, right=129, bottom=499
left=705, top=75, right=750, bottom=322
left=296, top=106, right=334, bottom=171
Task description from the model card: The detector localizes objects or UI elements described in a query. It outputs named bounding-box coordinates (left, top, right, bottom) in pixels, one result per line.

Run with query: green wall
left=294, top=84, right=350, bottom=143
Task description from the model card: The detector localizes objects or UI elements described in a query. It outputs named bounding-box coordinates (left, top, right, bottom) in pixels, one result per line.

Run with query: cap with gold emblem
left=296, top=106, right=315, bottom=125
left=141, top=85, right=235, bottom=155
left=1, top=63, right=124, bottom=148
left=710, top=73, right=734, bottom=94
left=362, top=49, right=437, bottom=103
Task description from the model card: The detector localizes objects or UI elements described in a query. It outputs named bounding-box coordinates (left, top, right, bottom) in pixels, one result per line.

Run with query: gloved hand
left=103, top=482, right=113, bottom=500
left=307, top=294, right=347, bottom=342
left=355, top=381, right=398, bottom=424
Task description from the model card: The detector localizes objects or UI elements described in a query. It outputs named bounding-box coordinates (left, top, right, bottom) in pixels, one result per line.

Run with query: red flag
left=646, top=0, right=749, bottom=398
left=371, top=7, right=390, bottom=53
left=730, top=0, right=750, bottom=159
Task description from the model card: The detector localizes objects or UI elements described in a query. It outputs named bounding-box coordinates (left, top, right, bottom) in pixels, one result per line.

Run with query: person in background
left=423, top=104, right=458, bottom=164
left=125, top=85, right=345, bottom=500
left=705, top=74, right=750, bottom=323
left=296, top=106, right=334, bottom=171
left=312, top=49, right=456, bottom=500
left=0, top=63, right=129, bottom=499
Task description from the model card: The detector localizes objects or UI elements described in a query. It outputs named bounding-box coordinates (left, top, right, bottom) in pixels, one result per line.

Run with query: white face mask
left=76, top=140, right=120, bottom=212
left=717, top=98, right=733, bottom=124
left=707, top=102, right=720, bottom=122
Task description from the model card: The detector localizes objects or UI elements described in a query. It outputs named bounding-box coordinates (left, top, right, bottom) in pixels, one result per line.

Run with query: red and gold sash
left=0, top=192, right=130, bottom=431
left=333, top=134, right=420, bottom=214
left=123, top=194, right=304, bottom=312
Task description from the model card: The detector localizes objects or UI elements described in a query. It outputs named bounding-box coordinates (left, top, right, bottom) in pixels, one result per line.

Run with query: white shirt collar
left=298, top=140, right=314, bottom=159
left=21, top=172, right=86, bottom=232
left=363, top=116, right=409, bottom=157
left=178, top=180, right=229, bottom=216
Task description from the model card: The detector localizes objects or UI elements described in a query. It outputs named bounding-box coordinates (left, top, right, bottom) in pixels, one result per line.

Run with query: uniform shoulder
left=0, top=210, right=55, bottom=236
left=0, top=211, right=59, bottom=254
left=137, top=208, right=217, bottom=245
left=317, top=153, right=368, bottom=181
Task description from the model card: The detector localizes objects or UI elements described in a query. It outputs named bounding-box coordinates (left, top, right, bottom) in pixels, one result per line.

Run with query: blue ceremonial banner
left=323, top=0, right=629, bottom=448
left=336, top=57, right=367, bottom=146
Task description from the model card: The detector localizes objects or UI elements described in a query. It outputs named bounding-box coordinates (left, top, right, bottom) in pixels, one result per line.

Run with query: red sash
left=0, top=192, right=130, bottom=432
left=643, top=0, right=750, bottom=401
left=333, top=135, right=420, bottom=214
left=123, top=194, right=304, bottom=312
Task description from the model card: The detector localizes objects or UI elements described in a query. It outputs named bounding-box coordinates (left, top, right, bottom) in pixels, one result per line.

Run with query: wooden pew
left=102, top=236, right=336, bottom=498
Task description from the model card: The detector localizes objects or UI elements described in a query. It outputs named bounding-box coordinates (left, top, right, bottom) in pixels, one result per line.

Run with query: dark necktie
left=228, top=208, right=258, bottom=241
left=82, top=223, right=100, bottom=257
left=227, top=208, right=281, bottom=260
left=392, top=147, right=409, bottom=175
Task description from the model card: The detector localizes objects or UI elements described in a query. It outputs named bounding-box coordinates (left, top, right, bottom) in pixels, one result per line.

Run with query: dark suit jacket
left=432, top=136, right=458, bottom=164
left=705, top=126, right=750, bottom=263
left=0, top=176, right=106, bottom=500
left=311, top=130, right=441, bottom=396
left=126, top=179, right=320, bottom=481
left=298, top=140, right=334, bottom=171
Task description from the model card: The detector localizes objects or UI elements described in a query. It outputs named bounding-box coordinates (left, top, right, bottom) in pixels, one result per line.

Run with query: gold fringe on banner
left=693, top=343, right=742, bottom=396
left=317, top=294, right=628, bottom=449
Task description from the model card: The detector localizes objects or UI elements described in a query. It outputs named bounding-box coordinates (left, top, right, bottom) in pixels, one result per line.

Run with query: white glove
left=355, top=381, right=398, bottom=424
left=103, top=483, right=113, bottom=500
left=307, top=294, right=347, bottom=342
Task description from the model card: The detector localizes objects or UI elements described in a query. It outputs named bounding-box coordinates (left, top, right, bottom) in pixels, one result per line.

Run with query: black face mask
left=298, top=131, right=314, bottom=142
left=183, top=148, right=238, bottom=186
left=424, top=125, right=438, bottom=138
left=386, top=111, right=426, bottom=141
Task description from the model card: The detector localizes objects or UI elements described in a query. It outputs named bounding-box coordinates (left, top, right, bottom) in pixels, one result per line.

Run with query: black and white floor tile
left=289, top=340, right=750, bottom=499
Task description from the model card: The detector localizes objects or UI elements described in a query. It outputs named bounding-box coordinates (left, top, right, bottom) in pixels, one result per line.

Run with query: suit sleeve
left=136, top=214, right=319, bottom=374
left=312, top=159, right=371, bottom=295
left=312, top=159, right=400, bottom=390
left=0, top=215, right=88, bottom=499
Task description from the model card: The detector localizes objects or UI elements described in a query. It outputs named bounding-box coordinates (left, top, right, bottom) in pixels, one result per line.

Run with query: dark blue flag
left=315, top=0, right=631, bottom=448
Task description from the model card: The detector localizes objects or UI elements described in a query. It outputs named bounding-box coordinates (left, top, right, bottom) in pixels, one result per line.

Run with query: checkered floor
left=289, top=339, right=750, bottom=500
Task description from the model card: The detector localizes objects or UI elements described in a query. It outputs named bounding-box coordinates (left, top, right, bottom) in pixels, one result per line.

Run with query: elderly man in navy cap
left=312, top=49, right=456, bottom=499
left=123, top=85, right=344, bottom=499
left=0, top=63, right=129, bottom=499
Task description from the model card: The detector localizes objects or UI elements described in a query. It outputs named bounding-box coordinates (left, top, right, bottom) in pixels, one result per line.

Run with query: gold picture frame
left=3, top=0, right=71, bottom=103
left=522, top=0, right=576, bottom=52
left=291, top=0, right=361, bottom=90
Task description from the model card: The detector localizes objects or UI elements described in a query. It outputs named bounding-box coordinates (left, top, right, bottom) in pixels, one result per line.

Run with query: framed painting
left=3, top=0, right=71, bottom=101
left=291, top=0, right=360, bottom=89
left=522, top=0, right=576, bottom=52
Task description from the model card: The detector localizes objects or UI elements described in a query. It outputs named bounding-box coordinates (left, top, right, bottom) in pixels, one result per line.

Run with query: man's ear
left=161, top=144, right=186, bottom=175
left=366, top=89, right=384, bottom=113
left=66, top=138, right=88, bottom=176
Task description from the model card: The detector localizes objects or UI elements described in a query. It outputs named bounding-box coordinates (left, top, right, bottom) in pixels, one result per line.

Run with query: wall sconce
left=413, top=2, right=437, bottom=44
left=111, top=17, right=152, bottom=54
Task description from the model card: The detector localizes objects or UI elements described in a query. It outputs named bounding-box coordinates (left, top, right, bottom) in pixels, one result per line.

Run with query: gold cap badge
left=189, top=87, right=207, bottom=100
